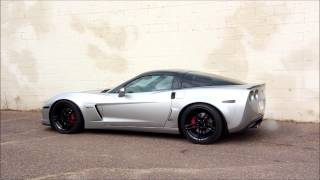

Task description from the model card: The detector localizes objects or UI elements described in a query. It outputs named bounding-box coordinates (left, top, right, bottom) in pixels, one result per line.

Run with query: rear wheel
left=180, top=104, right=224, bottom=144
left=50, top=100, right=84, bottom=133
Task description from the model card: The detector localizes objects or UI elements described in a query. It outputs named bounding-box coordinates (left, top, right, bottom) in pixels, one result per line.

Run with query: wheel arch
left=49, top=99, right=84, bottom=123
left=177, top=102, right=228, bottom=135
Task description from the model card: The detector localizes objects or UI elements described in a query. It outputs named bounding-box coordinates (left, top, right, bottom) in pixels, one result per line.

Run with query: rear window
left=182, top=72, right=243, bottom=88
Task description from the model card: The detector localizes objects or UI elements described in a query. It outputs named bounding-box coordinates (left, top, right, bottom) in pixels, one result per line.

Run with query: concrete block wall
left=1, top=1, right=319, bottom=122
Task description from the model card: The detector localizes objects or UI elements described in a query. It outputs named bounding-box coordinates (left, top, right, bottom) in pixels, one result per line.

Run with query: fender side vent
left=95, top=105, right=103, bottom=119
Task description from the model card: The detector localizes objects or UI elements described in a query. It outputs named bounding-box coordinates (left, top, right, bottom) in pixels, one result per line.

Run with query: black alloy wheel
left=184, top=110, right=216, bottom=140
left=50, top=100, right=84, bottom=134
left=181, top=104, right=223, bottom=144
left=55, top=107, right=76, bottom=131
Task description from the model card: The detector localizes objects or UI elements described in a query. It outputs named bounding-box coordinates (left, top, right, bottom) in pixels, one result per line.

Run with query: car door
left=99, top=74, right=175, bottom=127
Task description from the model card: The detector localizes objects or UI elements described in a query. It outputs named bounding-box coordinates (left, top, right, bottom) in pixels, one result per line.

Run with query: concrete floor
left=1, top=110, right=319, bottom=179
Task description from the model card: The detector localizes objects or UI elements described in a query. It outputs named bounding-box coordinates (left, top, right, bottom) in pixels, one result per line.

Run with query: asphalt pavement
left=1, top=110, right=319, bottom=179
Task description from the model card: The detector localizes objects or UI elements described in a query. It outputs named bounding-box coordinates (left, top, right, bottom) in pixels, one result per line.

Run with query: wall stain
left=2, top=70, right=40, bottom=110
left=27, top=1, right=52, bottom=36
left=70, top=16, right=133, bottom=72
left=9, top=49, right=39, bottom=82
left=14, top=96, right=21, bottom=109
left=87, top=44, right=127, bottom=72
left=88, top=22, right=127, bottom=51
left=307, top=110, right=314, bottom=115
left=280, top=45, right=319, bottom=119
left=205, top=2, right=288, bottom=79
left=1, top=1, right=51, bottom=109
left=281, top=43, right=318, bottom=71
left=3, top=1, right=52, bottom=37
left=70, top=16, right=127, bottom=50
left=70, top=16, right=86, bottom=34
left=257, top=71, right=319, bottom=121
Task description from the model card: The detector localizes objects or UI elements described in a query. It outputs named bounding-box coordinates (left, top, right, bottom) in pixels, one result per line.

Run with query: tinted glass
left=125, top=75, right=174, bottom=93
left=182, top=72, right=243, bottom=88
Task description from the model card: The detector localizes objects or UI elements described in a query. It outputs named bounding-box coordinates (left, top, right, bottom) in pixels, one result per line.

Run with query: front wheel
left=50, top=100, right=84, bottom=134
left=180, top=104, right=224, bottom=144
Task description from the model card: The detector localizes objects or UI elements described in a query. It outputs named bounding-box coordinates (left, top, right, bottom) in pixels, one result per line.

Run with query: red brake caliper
left=69, top=113, right=76, bottom=124
left=191, top=116, right=196, bottom=127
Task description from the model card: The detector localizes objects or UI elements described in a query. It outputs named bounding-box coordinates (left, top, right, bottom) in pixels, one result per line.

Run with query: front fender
left=42, top=92, right=105, bottom=128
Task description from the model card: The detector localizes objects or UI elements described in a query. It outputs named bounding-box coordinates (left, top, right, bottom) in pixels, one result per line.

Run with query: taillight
left=254, top=90, right=259, bottom=100
left=249, top=91, right=254, bottom=101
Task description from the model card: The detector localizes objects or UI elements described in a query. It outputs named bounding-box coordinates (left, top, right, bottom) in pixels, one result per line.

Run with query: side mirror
left=118, top=88, right=125, bottom=97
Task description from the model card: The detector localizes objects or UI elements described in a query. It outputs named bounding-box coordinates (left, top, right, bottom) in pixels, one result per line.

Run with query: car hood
left=80, top=89, right=104, bottom=94
left=81, top=88, right=112, bottom=94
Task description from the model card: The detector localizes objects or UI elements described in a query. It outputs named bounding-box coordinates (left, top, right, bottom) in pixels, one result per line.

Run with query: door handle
left=171, top=92, right=176, bottom=99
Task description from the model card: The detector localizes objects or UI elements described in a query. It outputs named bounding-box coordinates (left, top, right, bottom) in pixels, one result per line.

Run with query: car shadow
left=44, top=127, right=266, bottom=144
left=84, top=128, right=266, bottom=143
left=218, top=128, right=266, bottom=144
left=83, top=129, right=184, bottom=140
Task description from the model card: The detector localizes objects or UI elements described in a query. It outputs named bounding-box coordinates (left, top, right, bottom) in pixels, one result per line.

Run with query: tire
left=50, top=100, right=84, bottom=134
left=180, top=104, right=224, bottom=144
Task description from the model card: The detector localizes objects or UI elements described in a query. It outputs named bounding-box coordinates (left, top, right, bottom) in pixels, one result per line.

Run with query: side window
left=125, top=75, right=174, bottom=93
left=182, top=74, right=213, bottom=88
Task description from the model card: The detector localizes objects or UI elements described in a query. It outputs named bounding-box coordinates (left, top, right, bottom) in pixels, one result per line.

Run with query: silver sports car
left=42, top=70, right=265, bottom=144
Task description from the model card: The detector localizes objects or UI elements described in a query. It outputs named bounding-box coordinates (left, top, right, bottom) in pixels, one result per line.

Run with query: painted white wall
left=1, top=1, right=319, bottom=122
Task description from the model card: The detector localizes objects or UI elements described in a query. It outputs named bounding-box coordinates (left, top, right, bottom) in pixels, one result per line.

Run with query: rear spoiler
left=246, top=83, right=265, bottom=90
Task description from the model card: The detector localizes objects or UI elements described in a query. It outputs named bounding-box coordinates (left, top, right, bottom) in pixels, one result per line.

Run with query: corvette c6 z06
left=42, top=70, right=265, bottom=144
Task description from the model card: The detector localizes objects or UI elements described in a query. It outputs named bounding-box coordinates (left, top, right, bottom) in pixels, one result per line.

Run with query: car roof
left=142, top=69, right=191, bottom=75
left=141, top=70, right=244, bottom=84
left=140, top=69, right=229, bottom=78
left=109, top=69, right=244, bottom=93
left=141, top=69, right=222, bottom=77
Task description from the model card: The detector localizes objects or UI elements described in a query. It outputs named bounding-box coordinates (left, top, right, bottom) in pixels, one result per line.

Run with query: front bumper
left=42, top=106, right=51, bottom=126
